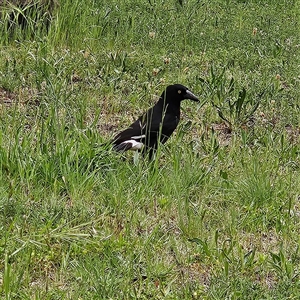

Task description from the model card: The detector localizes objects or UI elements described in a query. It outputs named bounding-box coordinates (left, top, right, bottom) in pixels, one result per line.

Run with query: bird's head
left=161, top=84, right=200, bottom=103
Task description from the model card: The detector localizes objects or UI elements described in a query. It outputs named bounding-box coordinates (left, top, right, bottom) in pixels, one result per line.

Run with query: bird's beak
left=184, top=90, right=200, bottom=102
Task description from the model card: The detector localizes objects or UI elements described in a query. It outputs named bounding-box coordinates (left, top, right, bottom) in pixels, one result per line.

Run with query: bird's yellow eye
left=178, top=90, right=182, bottom=94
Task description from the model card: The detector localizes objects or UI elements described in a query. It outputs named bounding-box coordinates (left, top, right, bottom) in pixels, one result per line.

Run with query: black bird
left=111, top=84, right=199, bottom=157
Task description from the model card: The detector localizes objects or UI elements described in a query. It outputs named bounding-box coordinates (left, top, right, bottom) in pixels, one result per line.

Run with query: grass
left=0, top=0, right=300, bottom=298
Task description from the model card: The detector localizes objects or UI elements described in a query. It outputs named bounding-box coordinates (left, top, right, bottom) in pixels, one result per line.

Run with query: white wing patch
left=120, top=140, right=144, bottom=150
left=131, top=134, right=146, bottom=140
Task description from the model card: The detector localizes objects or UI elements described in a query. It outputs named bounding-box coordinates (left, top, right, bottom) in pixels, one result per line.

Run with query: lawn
left=0, top=0, right=300, bottom=299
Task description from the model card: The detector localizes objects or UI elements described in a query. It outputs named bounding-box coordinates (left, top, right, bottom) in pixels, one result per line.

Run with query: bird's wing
left=112, top=118, right=146, bottom=151
left=112, top=107, right=179, bottom=151
left=113, top=118, right=145, bottom=143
